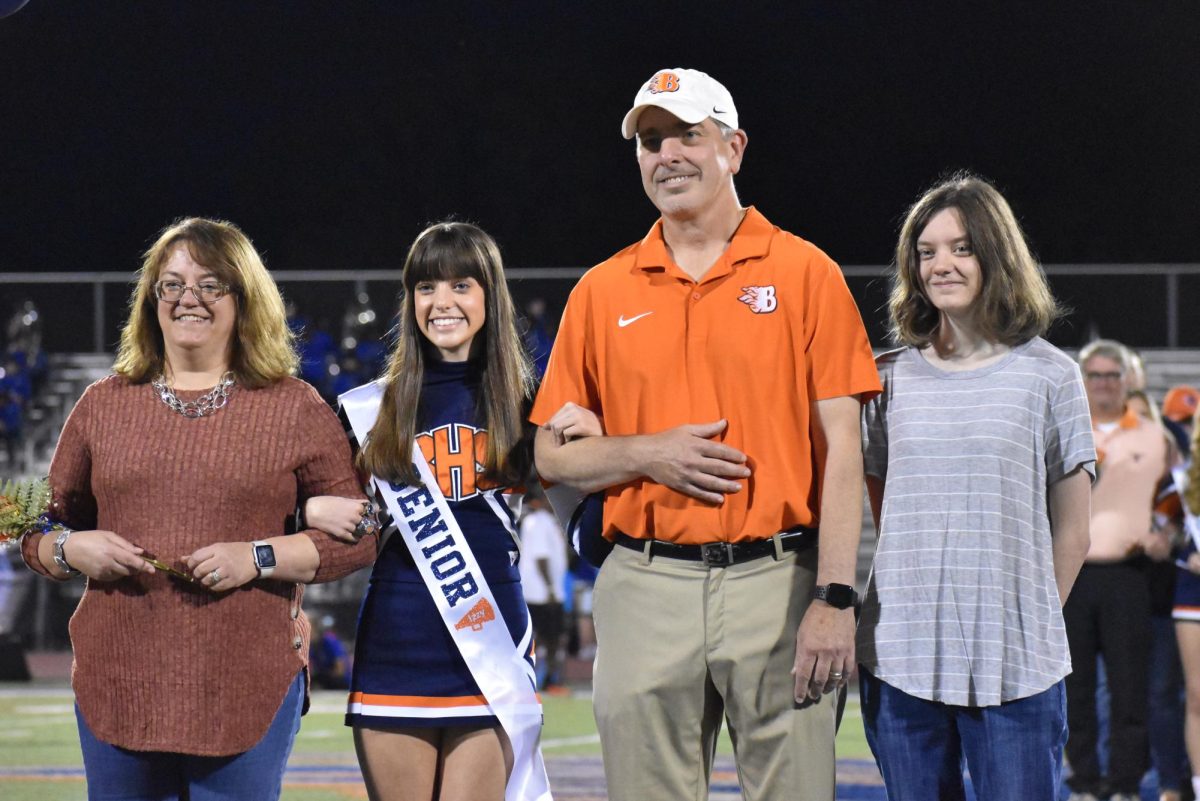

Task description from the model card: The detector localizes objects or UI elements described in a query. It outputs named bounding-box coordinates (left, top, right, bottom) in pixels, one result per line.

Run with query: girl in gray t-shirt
left=857, top=173, right=1095, bottom=801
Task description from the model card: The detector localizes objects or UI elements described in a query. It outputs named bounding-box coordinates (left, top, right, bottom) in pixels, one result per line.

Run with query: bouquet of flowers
left=1, top=478, right=196, bottom=581
left=0, top=477, right=62, bottom=544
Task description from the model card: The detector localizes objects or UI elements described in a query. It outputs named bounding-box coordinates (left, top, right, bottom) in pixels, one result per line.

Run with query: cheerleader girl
left=306, top=221, right=550, bottom=801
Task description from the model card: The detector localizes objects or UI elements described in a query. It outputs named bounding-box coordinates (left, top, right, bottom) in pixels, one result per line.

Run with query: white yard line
left=541, top=734, right=601, bottom=749
left=0, top=687, right=75, bottom=698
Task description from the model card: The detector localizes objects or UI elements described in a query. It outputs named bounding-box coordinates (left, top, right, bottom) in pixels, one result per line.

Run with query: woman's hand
left=60, top=530, right=155, bottom=581
left=544, top=402, right=604, bottom=445
left=305, top=496, right=376, bottom=543
left=183, top=542, right=257, bottom=593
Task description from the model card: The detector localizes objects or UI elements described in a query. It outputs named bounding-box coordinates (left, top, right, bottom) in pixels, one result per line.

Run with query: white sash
left=340, top=381, right=552, bottom=801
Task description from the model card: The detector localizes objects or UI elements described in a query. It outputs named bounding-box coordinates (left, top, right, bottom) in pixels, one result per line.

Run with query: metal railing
left=2, top=263, right=1199, bottom=350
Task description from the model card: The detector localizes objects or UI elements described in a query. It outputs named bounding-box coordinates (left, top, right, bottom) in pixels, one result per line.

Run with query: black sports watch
left=252, top=541, right=277, bottom=578
left=814, top=583, right=858, bottom=610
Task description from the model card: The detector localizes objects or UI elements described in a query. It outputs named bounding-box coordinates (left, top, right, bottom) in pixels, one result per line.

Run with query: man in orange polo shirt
left=532, top=68, right=880, bottom=801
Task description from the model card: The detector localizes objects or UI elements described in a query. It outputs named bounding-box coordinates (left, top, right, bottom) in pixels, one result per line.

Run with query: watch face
left=822, top=584, right=856, bottom=609
left=254, top=544, right=277, bottom=569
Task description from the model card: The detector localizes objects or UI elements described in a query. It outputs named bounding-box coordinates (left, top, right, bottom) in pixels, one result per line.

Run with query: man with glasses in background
left=1064, top=339, right=1176, bottom=801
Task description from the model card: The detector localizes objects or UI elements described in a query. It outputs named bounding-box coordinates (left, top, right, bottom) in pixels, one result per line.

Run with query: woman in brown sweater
left=20, top=218, right=376, bottom=800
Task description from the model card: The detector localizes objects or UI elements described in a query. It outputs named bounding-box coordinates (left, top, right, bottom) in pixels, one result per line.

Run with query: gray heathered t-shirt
left=857, top=338, right=1096, bottom=706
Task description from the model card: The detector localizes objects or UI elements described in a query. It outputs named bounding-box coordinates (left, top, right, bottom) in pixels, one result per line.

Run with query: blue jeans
left=1149, top=615, right=1189, bottom=792
left=860, top=669, right=1067, bottom=800
left=76, top=671, right=304, bottom=801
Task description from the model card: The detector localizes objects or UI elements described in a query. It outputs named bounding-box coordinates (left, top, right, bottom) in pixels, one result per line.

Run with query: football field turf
left=0, top=684, right=878, bottom=800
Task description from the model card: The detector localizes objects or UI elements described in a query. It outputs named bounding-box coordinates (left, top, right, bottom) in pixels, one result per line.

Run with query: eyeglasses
left=154, top=280, right=231, bottom=303
left=1085, top=371, right=1124, bottom=383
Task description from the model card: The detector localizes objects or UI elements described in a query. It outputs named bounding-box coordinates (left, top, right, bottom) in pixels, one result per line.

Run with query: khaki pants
left=592, top=542, right=836, bottom=801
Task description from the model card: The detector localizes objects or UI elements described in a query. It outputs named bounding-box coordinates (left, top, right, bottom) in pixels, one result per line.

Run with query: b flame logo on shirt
left=455, top=598, right=496, bottom=632
left=738, top=285, right=778, bottom=314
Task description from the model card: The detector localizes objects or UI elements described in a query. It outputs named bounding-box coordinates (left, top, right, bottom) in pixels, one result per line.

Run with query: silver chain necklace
left=151, top=372, right=236, bottom=419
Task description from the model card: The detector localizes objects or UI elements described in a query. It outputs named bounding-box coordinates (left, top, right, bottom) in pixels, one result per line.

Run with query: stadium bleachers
left=13, top=348, right=1200, bottom=631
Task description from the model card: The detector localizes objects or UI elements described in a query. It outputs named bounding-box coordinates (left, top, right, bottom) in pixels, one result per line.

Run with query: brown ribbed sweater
left=21, top=374, right=375, bottom=756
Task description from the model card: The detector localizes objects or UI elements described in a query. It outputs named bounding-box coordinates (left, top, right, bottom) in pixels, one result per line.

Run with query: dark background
left=2, top=1, right=1198, bottom=348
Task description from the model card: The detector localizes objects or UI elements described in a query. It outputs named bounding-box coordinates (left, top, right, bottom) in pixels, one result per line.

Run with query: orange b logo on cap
left=647, top=72, right=680, bottom=93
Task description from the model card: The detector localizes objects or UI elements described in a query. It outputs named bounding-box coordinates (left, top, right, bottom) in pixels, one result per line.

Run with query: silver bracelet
left=53, top=528, right=81, bottom=577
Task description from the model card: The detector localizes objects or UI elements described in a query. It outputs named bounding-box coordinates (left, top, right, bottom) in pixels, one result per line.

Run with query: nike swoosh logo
left=713, top=106, right=728, bottom=114
left=618, top=312, right=653, bottom=328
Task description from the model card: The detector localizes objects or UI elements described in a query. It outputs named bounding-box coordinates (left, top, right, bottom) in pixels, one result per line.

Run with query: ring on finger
left=354, top=506, right=379, bottom=537
left=209, top=569, right=222, bottom=585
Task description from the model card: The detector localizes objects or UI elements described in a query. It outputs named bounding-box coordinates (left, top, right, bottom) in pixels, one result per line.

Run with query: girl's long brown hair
left=889, top=172, right=1062, bottom=347
left=358, top=222, right=534, bottom=487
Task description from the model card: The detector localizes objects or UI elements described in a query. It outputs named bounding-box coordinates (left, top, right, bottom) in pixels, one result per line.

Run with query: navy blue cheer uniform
left=346, top=358, right=533, bottom=729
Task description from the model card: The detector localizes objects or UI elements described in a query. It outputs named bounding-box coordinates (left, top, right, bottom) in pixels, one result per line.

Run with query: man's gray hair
left=713, top=119, right=737, bottom=140
left=1078, top=338, right=1131, bottom=371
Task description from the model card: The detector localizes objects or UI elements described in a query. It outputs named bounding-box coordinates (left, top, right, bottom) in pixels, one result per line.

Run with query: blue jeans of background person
left=76, top=670, right=304, bottom=801
left=860, top=669, right=1067, bottom=800
left=1149, top=615, right=1189, bottom=793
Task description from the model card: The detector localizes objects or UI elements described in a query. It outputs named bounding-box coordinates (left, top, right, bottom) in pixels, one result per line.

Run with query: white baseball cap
left=621, top=68, right=739, bottom=140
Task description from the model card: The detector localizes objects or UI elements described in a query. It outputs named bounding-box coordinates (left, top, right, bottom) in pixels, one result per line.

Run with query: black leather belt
left=614, top=528, right=817, bottom=567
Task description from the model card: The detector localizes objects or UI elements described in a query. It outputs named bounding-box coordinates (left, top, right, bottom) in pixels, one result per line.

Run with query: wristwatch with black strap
left=814, top=582, right=858, bottom=610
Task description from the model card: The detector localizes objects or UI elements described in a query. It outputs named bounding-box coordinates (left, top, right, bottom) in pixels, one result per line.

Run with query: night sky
left=3, top=2, right=1199, bottom=347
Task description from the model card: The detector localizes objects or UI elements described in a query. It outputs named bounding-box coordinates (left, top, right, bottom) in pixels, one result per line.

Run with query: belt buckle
left=701, top=542, right=735, bottom=567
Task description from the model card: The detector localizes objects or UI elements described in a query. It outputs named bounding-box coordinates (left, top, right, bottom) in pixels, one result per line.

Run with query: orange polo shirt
left=531, top=207, right=881, bottom=544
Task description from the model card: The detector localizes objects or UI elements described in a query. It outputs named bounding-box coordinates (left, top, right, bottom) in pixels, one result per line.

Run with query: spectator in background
left=5, top=300, right=48, bottom=395
left=1157, top=384, right=1200, bottom=801
left=1164, top=387, right=1199, bottom=427
left=1127, top=390, right=1161, bottom=423
left=519, top=488, right=569, bottom=693
left=521, top=297, right=554, bottom=378
left=328, top=353, right=367, bottom=400
left=354, top=337, right=388, bottom=381
left=1065, top=339, right=1176, bottom=801
left=310, top=615, right=351, bottom=690
left=1128, top=384, right=1193, bottom=801
left=1164, top=386, right=1200, bottom=453
left=340, top=291, right=379, bottom=363
left=0, top=355, right=31, bottom=472
left=5, top=300, right=42, bottom=352
left=288, top=300, right=337, bottom=398
left=565, top=551, right=599, bottom=663
left=1175, top=419, right=1200, bottom=801
left=1127, top=349, right=1149, bottom=393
